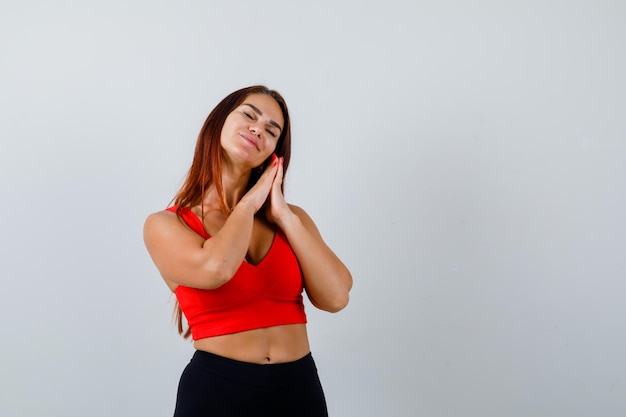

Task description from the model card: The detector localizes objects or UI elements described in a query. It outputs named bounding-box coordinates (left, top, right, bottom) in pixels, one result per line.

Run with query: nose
left=249, top=125, right=260, bottom=136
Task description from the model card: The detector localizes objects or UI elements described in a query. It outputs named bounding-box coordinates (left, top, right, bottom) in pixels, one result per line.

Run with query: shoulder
left=144, top=209, right=178, bottom=230
left=143, top=209, right=195, bottom=244
left=287, top=204, right=314, bottom=223
left=287, top=204, right=323, bottom=237
left=287, top=203, right=307, bottom=217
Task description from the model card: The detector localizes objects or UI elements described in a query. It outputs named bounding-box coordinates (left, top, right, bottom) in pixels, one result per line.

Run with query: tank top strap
left=166, top=205, right=211, bottom=239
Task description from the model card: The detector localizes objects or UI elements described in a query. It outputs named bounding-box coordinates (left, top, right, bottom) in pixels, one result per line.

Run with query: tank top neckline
left=170, top=205, right=279, bottom=267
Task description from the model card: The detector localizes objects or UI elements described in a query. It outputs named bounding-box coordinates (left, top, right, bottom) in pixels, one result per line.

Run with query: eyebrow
left=242, top=103, right=283, bottom=132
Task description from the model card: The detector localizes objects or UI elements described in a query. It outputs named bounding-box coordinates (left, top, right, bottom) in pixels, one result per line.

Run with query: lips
left=239, top=132, right=260, bottom=150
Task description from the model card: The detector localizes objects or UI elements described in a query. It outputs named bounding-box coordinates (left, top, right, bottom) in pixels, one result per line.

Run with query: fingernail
left=272, top=153, right=277, bottom=161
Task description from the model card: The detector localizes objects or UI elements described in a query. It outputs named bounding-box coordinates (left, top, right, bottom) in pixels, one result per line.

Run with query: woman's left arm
left=268, top=158, right=353, bottom=312
left=278, top=205, right=353, bottom=312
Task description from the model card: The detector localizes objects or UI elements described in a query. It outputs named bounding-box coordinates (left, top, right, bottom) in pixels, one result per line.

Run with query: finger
left=257, top=159, right=279, bottom=186
left=263, top=153, right=278, bottom=174
left=273, top=157, right=284, bottom=188
left=270, top=158, right=286, bottom=204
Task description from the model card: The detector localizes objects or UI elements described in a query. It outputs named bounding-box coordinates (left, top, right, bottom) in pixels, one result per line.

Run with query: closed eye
left=266, top=129, right=277, bottom=138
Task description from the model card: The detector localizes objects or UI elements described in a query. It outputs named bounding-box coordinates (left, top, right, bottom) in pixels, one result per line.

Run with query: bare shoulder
left=287, top=203, right=307, bottom=217
left=287, top=204, right=313, bottom=223
left=145, top=209, right=177, bottom=222
left=143, top=209, right=202, bottom=246
left=143, top=209, right=178, bottom=236
left=143, top=208, right=209, bottom=290
left=287, top=204, right=323, bottom=238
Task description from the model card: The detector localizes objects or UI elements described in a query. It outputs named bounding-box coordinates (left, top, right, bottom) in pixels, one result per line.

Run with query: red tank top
left=167, top=206, right=307, bottom=340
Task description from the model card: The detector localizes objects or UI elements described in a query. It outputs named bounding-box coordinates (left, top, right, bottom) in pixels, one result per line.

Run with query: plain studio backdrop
left=1, top=1, right=625, bottom=416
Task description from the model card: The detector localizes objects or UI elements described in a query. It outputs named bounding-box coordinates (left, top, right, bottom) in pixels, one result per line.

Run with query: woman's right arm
left=143, top=201, right=256, bottom=290
left=143, top=162, right=279, bottom=290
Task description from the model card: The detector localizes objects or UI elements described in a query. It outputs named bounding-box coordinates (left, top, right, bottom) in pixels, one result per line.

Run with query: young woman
left=143, top=85, right=352, bottom=416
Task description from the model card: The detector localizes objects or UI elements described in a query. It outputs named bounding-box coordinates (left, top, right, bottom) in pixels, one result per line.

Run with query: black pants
left=173, top=350, right=328, bottom=417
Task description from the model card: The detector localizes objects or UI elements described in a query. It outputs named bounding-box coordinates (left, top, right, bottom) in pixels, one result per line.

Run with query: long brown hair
left=171, top=85, right=292, bottom=338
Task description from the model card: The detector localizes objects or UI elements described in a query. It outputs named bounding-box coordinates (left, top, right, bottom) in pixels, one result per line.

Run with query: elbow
left=314, top=272, right=353, bottom=313
left=316, top=291, right=350, bottom=313
left=199, top=260, right=236, bottom=289
left=328, top=273, right=352, bottom=312
left=328, top=294, right=350, bottom=313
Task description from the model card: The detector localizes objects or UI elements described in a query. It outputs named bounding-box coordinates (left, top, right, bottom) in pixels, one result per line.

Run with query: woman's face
left=220, top=93, right=284, bottom=169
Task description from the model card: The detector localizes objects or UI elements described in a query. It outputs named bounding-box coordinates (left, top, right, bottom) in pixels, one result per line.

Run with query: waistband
left=189, top=350, right=317, bottom=386
left=192, top=349, right=314, bottom=369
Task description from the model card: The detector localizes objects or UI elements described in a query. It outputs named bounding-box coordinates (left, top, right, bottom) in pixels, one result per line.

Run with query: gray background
left=1, top=1, right=625, bottom=416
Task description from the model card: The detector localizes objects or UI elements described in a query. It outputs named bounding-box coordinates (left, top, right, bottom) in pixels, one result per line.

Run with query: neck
left=208, top=157, right=253, bottom=211
left=221, top=172, right=251, bottom=210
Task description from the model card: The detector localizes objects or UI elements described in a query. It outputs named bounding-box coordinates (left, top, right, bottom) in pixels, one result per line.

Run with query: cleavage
left=245, top=221, right=276, bottom=266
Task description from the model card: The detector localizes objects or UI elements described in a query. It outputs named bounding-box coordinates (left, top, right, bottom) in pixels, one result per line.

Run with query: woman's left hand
left=265, top=157, right=293, bottom=226
left=264, top=156, right=352, bottom=312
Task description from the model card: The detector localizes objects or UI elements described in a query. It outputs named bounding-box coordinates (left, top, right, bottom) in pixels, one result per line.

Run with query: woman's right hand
left=239, top=157, right=278, bottom=212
